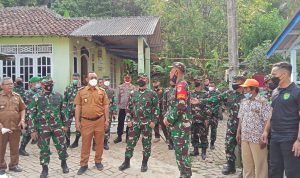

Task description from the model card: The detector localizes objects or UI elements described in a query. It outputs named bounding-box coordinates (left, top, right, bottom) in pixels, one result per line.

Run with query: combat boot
left=61, top=160, right=69, bottom=174
left=92, top=139, right=96, bottom=151
left=40, top=165, right=48, bottom=178
left=114, top=135, right=122, bottom=144
left=19, top=145, right=29, bottom=156
left=190, top=147, right=199, bottom=156
left=210, top=142, right=215, bottom=150
left=201, top=148, right=207, bottom=160
left=141, top=156, right=149, bottom=172
left=66, top=131, right=70, bottom=148
left=119, top=158, right=130, bottom=171
left=70, top=135, right=80, bottom=148
left=104, top=139, right=109, bottom=150
left=222, top=160, right=236, bottom=175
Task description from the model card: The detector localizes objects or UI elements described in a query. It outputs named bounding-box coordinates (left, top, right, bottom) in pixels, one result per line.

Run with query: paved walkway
left=2, top=115, right=242, bottom=178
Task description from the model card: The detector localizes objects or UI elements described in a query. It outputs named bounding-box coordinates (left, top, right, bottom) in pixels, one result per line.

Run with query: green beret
left=29, top=76, right=41, bottom=83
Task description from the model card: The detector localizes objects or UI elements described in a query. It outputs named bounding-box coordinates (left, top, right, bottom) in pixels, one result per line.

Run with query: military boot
left=190, top=147, right=199, bottom=156
left=92, top=138, right=96, bottom=151
left=104, top=139, right=109, bottom=150
left=222, top=161, right=236, bottom=175
left=201, top=148, right=207, bottom=160
left=66, top=131, right=71, bottom=148
left=70, top=135, right=80, bottom=148
left=19, top=145, right=29, bottom=156
left=210, top=142, right=215, bottom=150
left=40, top=165, right=48, bottom=178
left=141, top=156, right=149, bottom=172
left=114, top=135, right=122, bottom=144
left=61, top=160, right=69, bottom=174
left=119, top=158, right=130, bottom=171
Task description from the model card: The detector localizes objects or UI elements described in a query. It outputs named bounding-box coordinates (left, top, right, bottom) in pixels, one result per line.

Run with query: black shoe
left=201, top=149, right=207, bottom=160
left=222, top=161, right=236, bottom=175
left=104, top=143, right=109, bottom=150
left=40, top=165, right=48, bottom=178
left=77, top=166, right=88, bottom=175
left=66, top=141, right=70, bottom=148
left=210, top=143, right=215, bottom=150
left=95, top=163, right=104, bottom=171
left=114, top=136, right=122, bottom=144
left=70, top=141, right=79, bottom=148
left=9, top=165, right=22, bottom=172
left=61, top=160, right=69, bottom=174
left=119, top=158, right=130, bottom=171
left=238, top=172, right=243, bottom=178
left=19, top=146, right=29, bottom=156
left=141, top=156, right=148, bottom=172
left=31, top=139, right=37, bottom=144
left=168, top=144, right=174, bottom=150
left=190, top=147, right=199, bottom=156
left=0, top=170, right=5, bottom=175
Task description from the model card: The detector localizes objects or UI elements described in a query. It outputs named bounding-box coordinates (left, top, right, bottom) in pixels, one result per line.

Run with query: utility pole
left=227, top=0, right=239, bottom=87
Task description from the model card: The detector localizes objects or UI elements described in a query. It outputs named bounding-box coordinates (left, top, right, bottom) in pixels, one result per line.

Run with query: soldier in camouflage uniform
left=13, top=77, right=26, bottom=99
left=19, top=76, right=41, bottom=156
left=63, top=73, right=81, bottom=148
left=260, top=74, right=273, bottom=103
left=163, top=62, right=192, bottom=178
left=119, top=73, right=159, bottom=172
left=190, top=76, right=211, bottom=160
left=28, top=76, right=70, bottom=178
left=207, top=81, right=221, bottom=150
left=102, top=76, right=117, bottom=150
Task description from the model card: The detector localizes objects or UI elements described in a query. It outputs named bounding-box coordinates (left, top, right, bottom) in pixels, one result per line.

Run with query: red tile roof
left=0, top=6, right=89, bottom=36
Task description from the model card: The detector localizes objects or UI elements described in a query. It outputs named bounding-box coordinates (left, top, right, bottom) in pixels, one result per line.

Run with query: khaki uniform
left=0, top=91, right=26, bottom=170
left=74, top=86, right=109, bottom=166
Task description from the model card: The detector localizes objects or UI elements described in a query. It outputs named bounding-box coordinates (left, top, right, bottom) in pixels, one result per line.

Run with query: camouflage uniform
left=207, top=89, right=221, bottom=146
left=13, top=84, right=26, bottom=100
left=28, top=78, right=70, bottom=166
left=165, top=64, right=192, bottom=178
left=124, top=87, right=159, bottom=159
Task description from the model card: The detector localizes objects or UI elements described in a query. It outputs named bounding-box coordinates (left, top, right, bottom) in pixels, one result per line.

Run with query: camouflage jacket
left=259, top=90, right=272, bottom=104
left=24, top=89, right=40, bottom=119
left=62, top=83, right=79, bottom=119
left=103, top=86, right=117, bottom=116
left=190, top=89, right=211, bottom=123
left=207, top=90, right=221, bottom=116
left=28, top=91, right=69, bottom=133
left=117, top=83, right=136, bottom=109
left=153, top=87, right=164, bottom=113
left=13, top=85, right=26, bottom=100
left=126, top=88, right=160, bottom=125
left=164, top=78, right=191, bottom=130
left=162, top=86, right=176, bottom=117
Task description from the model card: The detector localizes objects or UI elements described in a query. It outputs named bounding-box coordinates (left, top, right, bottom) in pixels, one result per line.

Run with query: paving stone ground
left=1, top=113, right=242, bottom=178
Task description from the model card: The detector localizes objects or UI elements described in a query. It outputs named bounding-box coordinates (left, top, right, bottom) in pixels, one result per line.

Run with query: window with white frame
left=0, top=44, right=52, bottom=90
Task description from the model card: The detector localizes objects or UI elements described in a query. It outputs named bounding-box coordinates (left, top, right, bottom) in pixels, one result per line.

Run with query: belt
left=82, top=116, right=102, bottom=121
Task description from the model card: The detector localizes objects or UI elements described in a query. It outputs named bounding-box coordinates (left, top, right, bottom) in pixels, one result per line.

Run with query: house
left=0, top=6, right=162, bottom=93
left=267, top=8, right=300, bottom=83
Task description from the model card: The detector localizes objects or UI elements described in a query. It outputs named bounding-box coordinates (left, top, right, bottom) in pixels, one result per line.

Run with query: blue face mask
left=244, top=92, right=252, bottom=99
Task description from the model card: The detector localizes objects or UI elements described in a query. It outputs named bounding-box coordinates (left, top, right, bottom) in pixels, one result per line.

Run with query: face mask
left=137, top=80, right=146, bottom=87
left=232, top=83, right=240, bottom=90
left=104, top=81, right=110, bottom=86
left=35, top=83, right=41, bottom=89
left=89, top=79, right=98, bottom=87
left=244, top=92, right=252, bottom=99
left=72, top=80, right=78, bottom=86
left=271, top=77, right=280, bottom=89
left=209, top=87, right=215, bottom=91
left=171, top=70, right=178, bottom=84
left=44, top=84, right=53, bottom=92
left=268, top=82, right=277, bottom=90
left=194, top=82, right=201, bottom=87
left=16, top=81, right=23, bottom=86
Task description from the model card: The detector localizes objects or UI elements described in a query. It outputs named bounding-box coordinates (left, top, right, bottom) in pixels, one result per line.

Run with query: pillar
left=138, top=37, right=145, bottom=74
left=291, top=49, right=297, bottom=82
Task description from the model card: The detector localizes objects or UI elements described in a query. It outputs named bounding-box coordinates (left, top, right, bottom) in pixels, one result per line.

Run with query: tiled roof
left=0, top=6, right=89, bottom=36
left=71, top=16, right=160, bottom=36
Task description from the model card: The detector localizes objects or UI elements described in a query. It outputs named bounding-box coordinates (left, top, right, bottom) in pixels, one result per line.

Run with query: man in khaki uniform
left=0, top=77, right=26, bottom=175
left=75, top=72, right=109, bottom=175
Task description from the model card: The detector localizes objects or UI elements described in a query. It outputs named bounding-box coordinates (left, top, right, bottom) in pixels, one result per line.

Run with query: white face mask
left=104, top=81, right=110, bottom=86
left=89, top=79, right=98, bottom=87
left=208, top=87, right=215, bottom=91
left=35, top=83, right=41, bottom=89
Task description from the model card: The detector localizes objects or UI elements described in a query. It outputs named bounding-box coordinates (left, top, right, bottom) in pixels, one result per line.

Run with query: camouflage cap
left=29, top=76, right=41, bottom=83
left=41, top=76, right=53, bottom=84
left=103, top=76, right=110, bottom=80
left=264, top=74, right=272, bottom=83
left=232, top=75, right=246, bottom=82
left=151, top=74, right=161, bottom=81
left=151, top=65, right=165, bottom=75
left=172, top=62, right=186, bottom=73
left=138, top=73, right=148, bottom=78
left=193, top=75, right=203, bottom=81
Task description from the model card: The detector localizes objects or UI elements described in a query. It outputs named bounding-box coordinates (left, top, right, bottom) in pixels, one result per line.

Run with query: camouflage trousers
left=125, top=124, right=152, bottom=159
left=104, top=120, right=112, bottom=144
left=20, top=127, right=31, bottom=147
left=209, top=116, right=219, bottom=145
left=225, top=117, right=238, bottom=163
left=171, top=125, right=192, bottom=178
left=37, top=128, right=68, bottom=165
left=191, top=122, right=208, bottom=148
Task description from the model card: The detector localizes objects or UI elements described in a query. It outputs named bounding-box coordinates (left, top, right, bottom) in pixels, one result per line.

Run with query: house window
left=110, top=58, right=116, bottom=88
left=0, top=44, right=53, bottom=90
left=74, top=57, right=78, bottom=73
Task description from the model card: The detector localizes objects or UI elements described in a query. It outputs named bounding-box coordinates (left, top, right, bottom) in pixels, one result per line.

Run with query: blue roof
left=267, top=9, right=300, bottom=58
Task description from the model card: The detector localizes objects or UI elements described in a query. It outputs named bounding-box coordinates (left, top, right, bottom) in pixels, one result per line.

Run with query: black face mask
left=195, top=82, right=201, bottom=87
left=270, top=77, right=280, bottom=89
left=232, top=84, right=240, bottom=90
left=137, top=80, right=146, bottom=87
left=268, top=82, right=277, bottom=90
left=171, top=71, right=178, bottom=84
left=44, top=84, right=53, bottom=92
left=16, top=81, right=23, bottom=86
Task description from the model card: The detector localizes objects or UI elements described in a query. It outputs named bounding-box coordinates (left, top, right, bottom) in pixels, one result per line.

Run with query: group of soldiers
left=3, top=60, right=275, bottom=178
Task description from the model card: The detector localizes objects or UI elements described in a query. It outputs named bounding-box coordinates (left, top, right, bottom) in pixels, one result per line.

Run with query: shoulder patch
left=12, top=92, right=20, bottom=96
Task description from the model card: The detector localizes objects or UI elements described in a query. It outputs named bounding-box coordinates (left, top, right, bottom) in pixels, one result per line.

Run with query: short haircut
left=1, top=77, right=12, bottom=85
left=250, top=86, right=259, bottom=93
left=73, top=73, right=80, bottom=77
left=209, top=81, right=215, bottom=84
left=273, top=62, right=292, bottom=75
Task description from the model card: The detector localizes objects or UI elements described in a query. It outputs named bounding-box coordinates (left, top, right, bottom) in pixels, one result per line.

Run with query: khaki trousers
left=241, top=141, right=268, bottom=178
left=80, top=117, right=105, bottom=166
left=0, top=130, right=21, bottom=170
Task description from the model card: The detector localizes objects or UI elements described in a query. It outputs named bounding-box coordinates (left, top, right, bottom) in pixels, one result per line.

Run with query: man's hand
left=75, top=122, right=81, bottom=132
left=204, top=120, right=209, bottom=128
left=163, top=118, right=171, bottom=127
left=18, top=120, right=26, bottom=129
left=191, top=98, right=200, bottom=105
left=62, top=127, right=68, bottom=133
left=149, top=122, right=155, bottom=129
left=236, top=132, right=241, bottom=145
left=31, top=132, right=38, bottom=140
left=260, top=131, right=268, bottom=144
left=127, top=121, right=133, bottom=128
left=292, top=140, right=300, bottom=157
left=105, top=121, right=109, bottom=130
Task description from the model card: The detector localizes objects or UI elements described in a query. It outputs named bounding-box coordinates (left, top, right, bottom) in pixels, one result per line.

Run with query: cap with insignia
left=264, top=74, right=272, bottom=83
left=172, top=62, right=186, bottom=73
left=232, top=75, right=246, bottom=82
left=138, top=73, right=148, bottom=78
left=41, top=76, right=53, bottom=84
left=29, top=76, right=41, bottom=83
left=193, top=75, right=203, bottom=81
left=103, top=76, right=110, bottom=81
